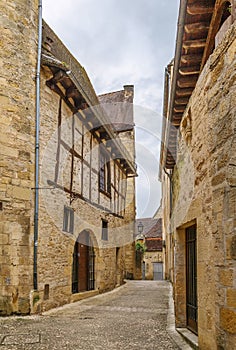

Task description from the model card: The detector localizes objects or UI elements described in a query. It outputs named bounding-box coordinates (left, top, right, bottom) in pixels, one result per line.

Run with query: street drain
left=0, top=333, right=41, bottom=346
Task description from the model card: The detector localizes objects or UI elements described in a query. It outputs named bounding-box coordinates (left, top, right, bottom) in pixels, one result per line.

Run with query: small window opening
left=102, top=220, right=108, bottom=241
left=63, top=206, right=74, bottom=233
left=44, top=284, right=49, bottom=300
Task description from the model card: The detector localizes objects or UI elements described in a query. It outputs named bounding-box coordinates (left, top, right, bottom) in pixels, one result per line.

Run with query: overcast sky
left=43, top=0, right=179, bottom=218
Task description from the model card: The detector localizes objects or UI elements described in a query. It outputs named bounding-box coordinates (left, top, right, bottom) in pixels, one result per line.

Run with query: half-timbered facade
left=0, top=4, right=136, bottom=315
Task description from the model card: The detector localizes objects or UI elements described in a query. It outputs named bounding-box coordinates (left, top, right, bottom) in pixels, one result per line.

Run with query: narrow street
left=0, top=281, right=191, bottom=350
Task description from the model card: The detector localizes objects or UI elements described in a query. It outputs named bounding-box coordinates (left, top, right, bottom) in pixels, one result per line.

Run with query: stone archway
left=72, top=230, right=96, bottom=294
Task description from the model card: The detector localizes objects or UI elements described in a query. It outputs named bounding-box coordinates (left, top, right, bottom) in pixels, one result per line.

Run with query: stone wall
left=143, top=251, right=163, bottom=280
left=0, top=0, right=38, bottom=315
left=30, top=68, right=136, bottom=312
left=168, top=24, right=236, bottom=349
left=0, top=2, right=136, bottom=314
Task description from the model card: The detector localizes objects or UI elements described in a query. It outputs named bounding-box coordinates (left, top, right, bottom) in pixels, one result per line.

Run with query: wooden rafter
left=201, top=0, right=231, bottom=70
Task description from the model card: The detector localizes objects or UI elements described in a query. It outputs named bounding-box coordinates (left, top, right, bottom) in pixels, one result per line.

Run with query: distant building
left=0, top=3, right=136, bottom=315
left=160, top=0, right=236, bottom=349
left=135, top=218, right=163, bottom=280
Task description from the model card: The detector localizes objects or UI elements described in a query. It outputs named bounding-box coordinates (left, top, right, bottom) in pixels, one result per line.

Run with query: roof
left=145, top=238, right=162, bottom=252
left=161, top=0, right=234, bottom=169
left=98, top=86, right=135, bottom=132
left=135, top=218, right=162, bottom=238
left=41, top=21, right=137, bottom=177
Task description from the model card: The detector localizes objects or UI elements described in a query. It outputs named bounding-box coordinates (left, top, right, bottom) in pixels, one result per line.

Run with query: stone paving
left=0, top=281, right=192, bottom=350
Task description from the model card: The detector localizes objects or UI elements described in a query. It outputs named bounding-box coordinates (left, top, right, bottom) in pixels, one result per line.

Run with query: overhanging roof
left=162, top=0, right=233, bottom=169
left=41, top=21, right=137, bottom=176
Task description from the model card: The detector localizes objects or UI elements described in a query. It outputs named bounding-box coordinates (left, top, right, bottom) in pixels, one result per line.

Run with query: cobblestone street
left=0, top=281, right=191, bottom=350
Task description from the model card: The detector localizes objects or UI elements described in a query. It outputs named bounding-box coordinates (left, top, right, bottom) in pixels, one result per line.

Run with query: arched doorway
left=72, top=231, right=95, bottom=294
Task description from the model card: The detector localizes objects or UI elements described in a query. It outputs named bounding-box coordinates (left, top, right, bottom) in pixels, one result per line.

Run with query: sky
left=43, top=0, right=179, bottom=218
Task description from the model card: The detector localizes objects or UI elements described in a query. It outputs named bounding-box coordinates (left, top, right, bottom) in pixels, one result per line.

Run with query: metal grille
left=88, top=238, right=95, bottom=291
left=186, top=225, right=198, bottom=334
left=72, top=242, right=79, bottom=293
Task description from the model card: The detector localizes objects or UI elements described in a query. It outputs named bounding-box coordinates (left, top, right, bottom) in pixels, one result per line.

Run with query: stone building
left=0, top=1, right=136, bottom=315
left=159, top=0, right=236, bottom=349
left=135, top=218, right=163, bottom=280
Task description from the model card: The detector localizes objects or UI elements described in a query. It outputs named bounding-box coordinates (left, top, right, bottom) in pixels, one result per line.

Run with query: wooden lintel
left=184, top=22, right=210, bottom=34
left=181, top=54, right=203, bottom=64
left=187, top=2, right=214, bottom=15
left=183, top=39, right=206, bottom=49
left=177, top=76, right=198, bottom=88
left=179, top=66, right=200, bottom=75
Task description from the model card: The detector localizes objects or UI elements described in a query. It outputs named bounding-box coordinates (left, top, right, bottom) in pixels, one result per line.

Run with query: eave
left=163, top=0, right=233, bottom=169
left=41, top=21, right=137, bottom=177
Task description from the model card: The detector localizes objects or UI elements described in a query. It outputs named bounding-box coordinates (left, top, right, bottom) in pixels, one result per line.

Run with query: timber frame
left=42, top=21, right=136, bottom=178
left=160, top=0, right=235, bottom=169
left=41, top=21, right=137, bottom=218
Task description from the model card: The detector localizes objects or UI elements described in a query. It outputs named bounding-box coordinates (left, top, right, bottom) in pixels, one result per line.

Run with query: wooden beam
left=175, top=97, right=190, bottom=105
left=66, top=86, right=79, bottom=99
left=174, top=105, right=186, bottom=113
left=181, top=54, right=203, bottom=64
left=179, top=66, right=200, bottom=75
left=46, top=79, right=77, bottom=113
left=53, top=70, right=67, bottom=82
left=184, top=22, right=210, bottom=34
left=176, top=88, right=194, bottom=97
left=177, top=76, right=198, bottom=88
left=172, top=113, right=183, bottom=119
left=183, top=39, right=206, bottom=49
left=201, top=0, right=228, bottom=70
left=187, top=1, right=214, bottom=15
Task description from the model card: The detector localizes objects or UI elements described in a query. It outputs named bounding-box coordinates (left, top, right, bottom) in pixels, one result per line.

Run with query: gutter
left=34, top=0, right=43, bottom=291
left=163, top=0, right=188, bottom=167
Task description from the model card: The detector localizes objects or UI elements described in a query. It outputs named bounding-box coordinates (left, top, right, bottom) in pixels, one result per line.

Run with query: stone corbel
left=181, top=108, right=192, bottom=145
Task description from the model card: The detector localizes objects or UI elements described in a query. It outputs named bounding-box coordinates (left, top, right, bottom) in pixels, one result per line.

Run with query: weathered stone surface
left=161, top=22, right=236, bottom=350
left=0, top=0, right=136, bottom=316
left=220, top=308, right=236, bottom=334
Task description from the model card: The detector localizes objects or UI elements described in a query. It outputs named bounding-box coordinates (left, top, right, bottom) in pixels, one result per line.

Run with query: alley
left=0, top=281, right=191, bottom=350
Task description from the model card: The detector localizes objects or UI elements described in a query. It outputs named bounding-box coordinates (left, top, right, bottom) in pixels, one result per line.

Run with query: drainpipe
left=34, top=0, right=43, bottom=291
left=163, top=168, right=173, bottom=218
left=164, top=0, right=188, bottom=166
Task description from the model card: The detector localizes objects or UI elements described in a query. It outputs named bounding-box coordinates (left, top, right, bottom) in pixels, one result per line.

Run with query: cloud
left=43, top=0, right=179, bottom=217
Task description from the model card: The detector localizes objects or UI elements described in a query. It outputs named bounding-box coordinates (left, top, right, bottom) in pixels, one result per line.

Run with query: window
left=102, top=220, right=108, bottom=241
left=99, top=152, right=111, bottom=195
left=63, top=206, right=74, bottom=233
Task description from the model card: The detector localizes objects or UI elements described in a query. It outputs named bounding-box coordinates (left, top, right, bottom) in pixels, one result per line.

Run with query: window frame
left=99, top=150, right=111, bottom=197
left=101, top=219, right=108, bottom=241
left=63, top=206, right=74, bottom=233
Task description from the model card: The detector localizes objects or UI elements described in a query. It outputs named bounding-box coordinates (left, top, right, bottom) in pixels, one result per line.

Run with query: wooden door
left=78, top=242, right=88, bottom=292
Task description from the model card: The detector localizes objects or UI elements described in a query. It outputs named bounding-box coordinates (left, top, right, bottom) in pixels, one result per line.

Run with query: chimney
left=123, top=85, right=134, bottom=92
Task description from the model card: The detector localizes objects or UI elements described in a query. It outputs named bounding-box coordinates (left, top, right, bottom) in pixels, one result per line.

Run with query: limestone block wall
left=0, top=0, right=38, bottom=315
left=143, top=252, right=163, bottom=280
left=118, top=130, right=136, bottom=277
left=170, top=24, right=236, bottom=349
left=32, top=70, right=136, bottom=312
